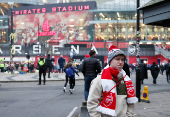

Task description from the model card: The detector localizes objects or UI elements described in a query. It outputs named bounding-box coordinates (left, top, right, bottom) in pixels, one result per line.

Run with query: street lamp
left=136, top=0, right=141, bottom=102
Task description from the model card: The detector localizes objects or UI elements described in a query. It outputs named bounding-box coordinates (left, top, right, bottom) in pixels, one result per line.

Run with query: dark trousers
left=84, top=76, right=96, bottom=101
left=39, top=69, right=46, bottom=84
left=46, top=66, right=51, bottom=77
left=153, top=77, right=157, bottom=84
left=59, top=65, right=64, bottom=73
left=70, top=76, right=75, bottom=89
left=64, top=75, right=69, bottom=87
left=16, top=67, right=18, bottom=71
left=0, top=67, right=4, bottom=72
left=166, top=72, right=170, bottom=82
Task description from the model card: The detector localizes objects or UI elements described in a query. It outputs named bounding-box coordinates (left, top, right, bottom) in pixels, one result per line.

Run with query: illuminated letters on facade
left=13, top=5, right=90, bottom=15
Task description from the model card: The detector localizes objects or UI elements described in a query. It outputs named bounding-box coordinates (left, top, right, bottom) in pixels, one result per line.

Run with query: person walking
left=139, top=60, right=148, bottom=84
left=87, top=45, right=138, bottom=117
left=38, top=55, right=47, bottom=85
left=164, top=60, right=170, bottom=83
left=82, top=50, right=101, bottom=101
left=65, top=62, right=79, bottom=94
left=150, top=62, right=160, bottom=85
left=159, top=63, right=164, bottom=75
left=58, top=54, right=65, bottom=73
left=129, top=63, right=135, bottom=75
left=15, top=62, right=19, bottom=71
left=46, top=54, right=55, bottom=78
left=63, top=57, right=75, bottom=92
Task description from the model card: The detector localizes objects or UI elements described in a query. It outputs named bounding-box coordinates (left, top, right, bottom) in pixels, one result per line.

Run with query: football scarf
left=96, top=67, right=138, bottom=117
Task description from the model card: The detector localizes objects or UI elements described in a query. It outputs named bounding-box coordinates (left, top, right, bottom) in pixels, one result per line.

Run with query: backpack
left=65, top=67, right=74, bottom=78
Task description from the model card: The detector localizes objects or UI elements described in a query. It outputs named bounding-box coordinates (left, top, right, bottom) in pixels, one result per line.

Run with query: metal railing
left=154, top=45, right=170, bottom=59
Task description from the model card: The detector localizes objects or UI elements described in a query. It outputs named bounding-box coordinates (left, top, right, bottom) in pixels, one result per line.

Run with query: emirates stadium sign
left=8, top=1, right=96, bottom=16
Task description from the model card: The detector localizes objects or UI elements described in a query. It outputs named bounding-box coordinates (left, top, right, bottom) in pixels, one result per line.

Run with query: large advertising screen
left=10, top=11, right=93, bottom=45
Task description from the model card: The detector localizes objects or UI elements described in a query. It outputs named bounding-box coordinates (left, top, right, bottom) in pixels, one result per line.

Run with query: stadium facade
left=0, top=0, right=167, bottom=67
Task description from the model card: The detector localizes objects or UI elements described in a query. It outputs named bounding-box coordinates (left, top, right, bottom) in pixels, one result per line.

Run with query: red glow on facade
left=84, top=5, right=89, bottom=10
left=52, top=7, right=56, bottom=12
left=62, top=7, right=67, bottom=11
left=23, top=10, right=27, bottom=14
left=37, top=21, right=56, bottom=36
left=12, top=11, right=14, bottom=15
left=42, top=8, right=46, bottom=13
left=15, top=11, right=19, bottom=15
left=68, top=6, right=73, bottom=11
left=28, top=9, right=32, bottom=14
left=57, top=7, right=62, bottom=11
left=78, top=6, right=83, bottom=10
left=37, top=9, right=41, bottom=13
left=32, top=9, right=36, bottom=13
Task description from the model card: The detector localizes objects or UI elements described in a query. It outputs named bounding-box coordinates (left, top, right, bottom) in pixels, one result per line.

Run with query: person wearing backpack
left=164, top=60, right=170, bottom=83
left=65, top=62, right=79, bottom=94
left=150, top=62, right=160, bottom=85
left=38, top=55, right=47, bottom=85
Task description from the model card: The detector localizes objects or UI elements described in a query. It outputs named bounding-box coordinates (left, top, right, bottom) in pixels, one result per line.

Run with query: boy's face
left=110, top=55, right=125, bottom=71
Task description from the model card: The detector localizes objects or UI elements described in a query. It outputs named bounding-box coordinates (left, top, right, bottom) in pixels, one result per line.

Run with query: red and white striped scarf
left=96, top=67, right=138, bottom=117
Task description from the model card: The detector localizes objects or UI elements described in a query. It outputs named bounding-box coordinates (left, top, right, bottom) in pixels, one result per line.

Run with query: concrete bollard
left=80, top=101, right=89, bottom=117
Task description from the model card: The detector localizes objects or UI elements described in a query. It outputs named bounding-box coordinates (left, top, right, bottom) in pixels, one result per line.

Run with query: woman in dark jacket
left=150, top=62, right=160, bottom=85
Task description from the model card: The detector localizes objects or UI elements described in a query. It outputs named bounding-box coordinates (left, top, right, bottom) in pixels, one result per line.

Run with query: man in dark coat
left=82, top=50, right=101, bottom=101
left=139, top=60, right=148, bottom=84
left=164, top=60, right=170, bottom=83
left=123, top=60, right=130, bottom=77
left=150, top=62, right=159, bottom=85
left=58, top=54, right=65, bottom=73
left=46, top=54, right=55, bottom=78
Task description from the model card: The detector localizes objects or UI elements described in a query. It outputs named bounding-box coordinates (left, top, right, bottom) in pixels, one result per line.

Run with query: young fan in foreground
left=87, top=45, right=138, bottom=117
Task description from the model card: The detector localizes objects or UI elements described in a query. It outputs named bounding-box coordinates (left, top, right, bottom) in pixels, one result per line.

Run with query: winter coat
left=159, top=65, right=164, bottom=71
left=58, top=57, right=65, bottom=67
left=139, top=63, right=148, bottom=80
left=150, top=64, right=159, bottom=78
left=87, top=75, right=134, bottom=117
left=81, top=56, right=101, bottom=77
left=164, top=63, right=170, bottom=72
left=46, top=56, right=55, bottom=67
left=123, top=63, right=130, bottom=78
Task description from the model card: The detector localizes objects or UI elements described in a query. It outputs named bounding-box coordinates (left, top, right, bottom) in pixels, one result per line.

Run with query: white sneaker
left=63, top=87, right=66, bottom=92
left=69, top=89, right=73, bottom=94
left=72, top=89, right=74, bottom=91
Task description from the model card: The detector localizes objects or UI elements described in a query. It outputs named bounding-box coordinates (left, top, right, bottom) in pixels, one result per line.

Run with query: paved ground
left=0, top=72, right=84, bottom=82
left=0, top=72, right=170, bottom=117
